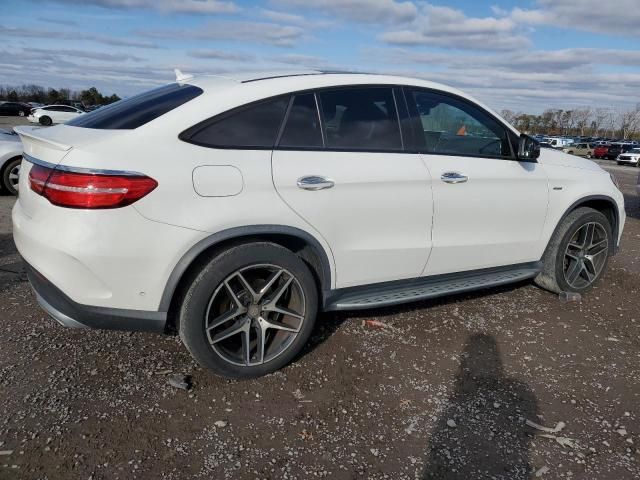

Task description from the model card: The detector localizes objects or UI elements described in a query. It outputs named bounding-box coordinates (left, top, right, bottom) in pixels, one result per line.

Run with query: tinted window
left=185, top=96, right=289, bottom=149
left=67, top=83, right=203, bottom=130
left=318, top=87, right=402, bottom=151
left=278, top=94, right=323, bottom=148
left=59, top=106, right=77, bottom=112
left=407, top=89, right=512, bottom=158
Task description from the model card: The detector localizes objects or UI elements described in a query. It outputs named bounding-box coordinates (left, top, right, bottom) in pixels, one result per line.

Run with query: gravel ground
left=0, top=137, right=638, bottom=478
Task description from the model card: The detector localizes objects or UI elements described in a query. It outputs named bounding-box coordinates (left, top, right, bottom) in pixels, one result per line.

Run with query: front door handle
left=441, top=172, right=468, bottom=184
left=297, top=175, right=335, bottom=191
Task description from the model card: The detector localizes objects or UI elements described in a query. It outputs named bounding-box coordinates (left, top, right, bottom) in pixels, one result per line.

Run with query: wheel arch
left=545, top=195, right=619, bottom=257
left=161, top=225, right=334, bottom=332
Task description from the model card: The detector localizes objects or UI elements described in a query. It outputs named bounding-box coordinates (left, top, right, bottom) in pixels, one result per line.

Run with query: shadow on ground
left=422, top=333, right=538, bottom=479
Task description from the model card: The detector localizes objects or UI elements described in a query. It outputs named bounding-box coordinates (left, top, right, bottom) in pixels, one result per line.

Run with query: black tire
left=18, top=110, right=25, bottom=117
left=179, top=242, right=318, bottom=379
left=535, top=207, right=612, bottom=294
left=1, top=157, right=21, bottom=196
left=39, top=116, right=52, bottom=126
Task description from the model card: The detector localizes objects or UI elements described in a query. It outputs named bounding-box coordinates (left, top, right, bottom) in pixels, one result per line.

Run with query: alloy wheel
left=563, top=222, right=608, bottom=289
left=8, top=162, right=20, bottom=191
left=205, top=264, right=306, bottom=367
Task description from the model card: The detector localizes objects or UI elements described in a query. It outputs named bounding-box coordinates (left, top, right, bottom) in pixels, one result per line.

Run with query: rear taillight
left=28, top=164, right=157, bottom=209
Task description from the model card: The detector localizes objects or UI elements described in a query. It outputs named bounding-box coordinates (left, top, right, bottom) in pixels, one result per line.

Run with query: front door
left=404, top=88, right=549, bottom=276
left=272, top=87, right=434, bottom=288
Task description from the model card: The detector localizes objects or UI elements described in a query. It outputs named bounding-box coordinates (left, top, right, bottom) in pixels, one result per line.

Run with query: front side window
left=407, top=89, right=512, bottom=158
left=318, top=87, right=402, bottom=151
left=67, top=83, right=203, bottom=130
left=184, top=95, right=289, bottom=149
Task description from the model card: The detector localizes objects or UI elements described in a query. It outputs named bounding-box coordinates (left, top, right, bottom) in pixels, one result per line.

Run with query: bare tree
left=573, top=108, right=592, bottom=136
left=619, top=104, right=640, bottom=140
left=500, top=109, right=517, bottom=125
left=591, top=108, right=610, bottom=136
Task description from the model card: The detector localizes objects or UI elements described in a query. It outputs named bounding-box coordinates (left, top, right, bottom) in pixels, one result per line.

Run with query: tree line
left=500, top=105, right=640, bottom=140
left=0, top=84, right=120, bottom=106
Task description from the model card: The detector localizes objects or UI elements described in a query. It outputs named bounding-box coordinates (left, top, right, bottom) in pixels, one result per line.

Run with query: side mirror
left=518, top=134, right=540, bottom=161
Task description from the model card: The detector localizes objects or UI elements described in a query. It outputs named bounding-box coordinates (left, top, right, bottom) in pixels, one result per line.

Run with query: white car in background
left=12, top=70, right=625, bottom=378
left=28, top=105, right=85, bottom=126
left=617, top=147, right=640, bottom=166
left=0, top=128, right=22, bottom=195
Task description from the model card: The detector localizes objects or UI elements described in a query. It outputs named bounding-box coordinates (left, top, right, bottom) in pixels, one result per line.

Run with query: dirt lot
left=0, top=125, right=638, bottom=478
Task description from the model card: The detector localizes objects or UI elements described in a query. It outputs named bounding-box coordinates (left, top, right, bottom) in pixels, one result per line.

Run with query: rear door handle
left=441, top=172, right=468, bottom=184
left=297, top=175, right=335, bottom=191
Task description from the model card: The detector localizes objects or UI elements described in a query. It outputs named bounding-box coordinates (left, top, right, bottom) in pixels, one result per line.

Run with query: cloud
left=138, top=20, right=306, bottom=47
left=508, top=0, right=640, bottom=37
left=36, top=17, right=78, bottom=26
left=42, top=0, right=238, bottom=15
left=381, top=3, right=530, bottom=51
left=0, top=25, right=158, bottom=49
left=187, top=49, right=255, bottom=61
left=28, top=47, right=144, bottom=62
left=259, top=9, right=308, bottom=25
left=372, top=46, right=640, bottom=111
left=270, top=53, right=327, bottom=66
left=272, top=0, right=418, bottom=24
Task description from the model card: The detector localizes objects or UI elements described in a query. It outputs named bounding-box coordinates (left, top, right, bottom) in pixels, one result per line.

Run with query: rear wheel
left=39, top=116, right=52, bottom=126
left=179, top=242, right=318, bottom=378
left=535, top=207, right=612, bottom=294
left=1, top=157, right=21, bottom=195
left=18, top=110, right=25, bottom=117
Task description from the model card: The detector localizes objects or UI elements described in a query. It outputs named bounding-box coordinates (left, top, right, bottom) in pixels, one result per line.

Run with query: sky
left=2, top=0, right=640, bottom=113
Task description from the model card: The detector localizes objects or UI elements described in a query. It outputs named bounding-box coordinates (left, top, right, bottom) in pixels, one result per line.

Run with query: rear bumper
left=26, top=262, right=167, bottom=332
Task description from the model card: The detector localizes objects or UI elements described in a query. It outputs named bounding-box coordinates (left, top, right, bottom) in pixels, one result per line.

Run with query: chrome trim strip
left=22, top=152, right=146, bottom=177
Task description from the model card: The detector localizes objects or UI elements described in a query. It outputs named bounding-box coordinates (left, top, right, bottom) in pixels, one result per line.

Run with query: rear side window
left=318, top=87, right=402, bottom=151
left=67, top=83, right=203, bottom=130
left=278, top=94, right=323, bottom=148
left=183, top=96, right=289, bottom=149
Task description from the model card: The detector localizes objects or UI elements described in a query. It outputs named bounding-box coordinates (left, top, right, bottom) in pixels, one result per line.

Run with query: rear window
left=67, top=83, right=203, bottom=130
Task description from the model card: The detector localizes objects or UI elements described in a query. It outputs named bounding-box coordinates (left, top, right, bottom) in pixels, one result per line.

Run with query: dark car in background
left=0, top=102, right=32, bottom=117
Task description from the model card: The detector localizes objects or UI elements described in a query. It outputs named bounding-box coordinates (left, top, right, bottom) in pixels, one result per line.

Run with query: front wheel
left=39, top=116, right=52, bottom=126
left=18, top=110, right=25, bottom=117
left=535, top=207, right=612, bottom=294
left=179, top=242, right=318, bottom=379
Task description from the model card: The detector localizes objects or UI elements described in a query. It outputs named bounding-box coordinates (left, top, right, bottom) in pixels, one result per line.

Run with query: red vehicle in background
left=593, top=144, right=614, bottom=159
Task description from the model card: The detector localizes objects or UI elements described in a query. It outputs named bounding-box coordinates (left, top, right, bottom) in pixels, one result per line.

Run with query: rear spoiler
left=13, top=126, right=72, bottom=152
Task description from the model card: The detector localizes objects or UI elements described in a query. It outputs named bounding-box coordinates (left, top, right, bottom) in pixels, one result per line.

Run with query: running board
left=323, top=262, right=542, bottom=311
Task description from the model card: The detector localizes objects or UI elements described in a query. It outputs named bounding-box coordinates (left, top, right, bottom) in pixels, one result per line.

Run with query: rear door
left=404, top=87, right=549, bottom=276
left=272, top=87, right=433, bottom=288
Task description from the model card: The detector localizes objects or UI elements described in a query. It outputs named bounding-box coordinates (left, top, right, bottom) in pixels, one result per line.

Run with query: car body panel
left=421, top=154, right=549, bottom=275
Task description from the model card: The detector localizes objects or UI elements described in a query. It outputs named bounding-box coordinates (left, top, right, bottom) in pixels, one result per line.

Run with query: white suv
left=12, top=71, right=625, bottom=378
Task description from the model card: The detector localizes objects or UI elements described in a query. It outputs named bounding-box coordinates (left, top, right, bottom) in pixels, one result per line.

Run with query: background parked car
left=0, top=102, right=32, bottom=117
left=28, top=105, right=85, bottom=126
left=617, top=147, right=640, bottom=167
left=594, top=144, right=619, bottom=160
left=562, top=142, right=594, bottom=157
left=0, top=128, right=23, bottom=195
